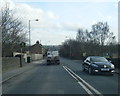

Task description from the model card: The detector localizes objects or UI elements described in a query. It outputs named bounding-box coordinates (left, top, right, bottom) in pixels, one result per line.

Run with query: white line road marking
left=78, top=81, right=94, bottom=96
left=63, top=66, right=79, bottom=81
left=63, top=66, right=94, bottom=96
left=63, top=66, right=103, bottom=96
left=65, top=66, right=103, bottom=95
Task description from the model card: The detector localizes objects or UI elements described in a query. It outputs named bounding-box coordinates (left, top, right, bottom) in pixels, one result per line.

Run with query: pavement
left=2, top=59, right=45, bottom=84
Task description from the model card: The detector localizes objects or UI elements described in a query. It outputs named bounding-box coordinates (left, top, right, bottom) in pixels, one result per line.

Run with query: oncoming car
left=82, top=56, right=115, bottom=75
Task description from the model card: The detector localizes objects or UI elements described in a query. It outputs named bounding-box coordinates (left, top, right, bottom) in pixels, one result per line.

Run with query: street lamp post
left=28, top=19, right=39, bottom=49
left=28, top=19, right=38, bottom=63
left=29, top=20, right=31, bottom=46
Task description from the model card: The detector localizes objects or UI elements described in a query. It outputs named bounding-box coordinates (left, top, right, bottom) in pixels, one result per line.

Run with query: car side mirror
left=109, top=60, right=112, bottom=63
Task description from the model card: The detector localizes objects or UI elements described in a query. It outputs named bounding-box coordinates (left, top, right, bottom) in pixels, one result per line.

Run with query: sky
left=1, top=0, right=119, bottom=45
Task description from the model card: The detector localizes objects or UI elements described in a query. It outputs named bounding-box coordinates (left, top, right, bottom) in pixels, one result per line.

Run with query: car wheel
left=88, top=67, right=93, bottom=74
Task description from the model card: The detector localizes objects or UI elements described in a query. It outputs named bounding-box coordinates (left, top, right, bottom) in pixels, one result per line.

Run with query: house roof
left=31, top=43, right=42, bottom=48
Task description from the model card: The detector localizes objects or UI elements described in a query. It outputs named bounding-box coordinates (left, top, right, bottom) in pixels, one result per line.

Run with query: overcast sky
left=1, top=0, right=119, bottom=45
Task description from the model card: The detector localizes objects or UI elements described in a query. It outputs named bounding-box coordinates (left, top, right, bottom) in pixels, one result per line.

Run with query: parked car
left=82, top=56, right=115, bottom=75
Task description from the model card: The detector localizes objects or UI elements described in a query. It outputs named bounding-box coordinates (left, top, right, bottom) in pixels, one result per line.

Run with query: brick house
left=30, top=41, right=45, bottom=60
left=30, top=41, right=43, bottom=54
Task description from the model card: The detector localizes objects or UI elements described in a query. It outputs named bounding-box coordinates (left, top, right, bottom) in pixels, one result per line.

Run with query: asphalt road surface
left=2, top=58, right=119, bottom=95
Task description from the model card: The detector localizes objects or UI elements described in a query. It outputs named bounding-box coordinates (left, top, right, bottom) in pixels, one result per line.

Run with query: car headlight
left=111, top=64, right=115, bottom=69
left=91, top=64, right=99, bottom=67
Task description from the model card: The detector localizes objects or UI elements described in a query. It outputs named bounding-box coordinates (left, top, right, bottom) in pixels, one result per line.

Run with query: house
left=30, top=41, right=45, bottom=60
left=12, top=41, right=45, bottom=62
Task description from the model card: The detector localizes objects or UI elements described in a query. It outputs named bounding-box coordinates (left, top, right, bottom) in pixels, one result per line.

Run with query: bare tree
left=1, top=3, right=27, bottom=56
left=76, top=29, right=84, bottom=42
left=76, top=28, right=93, bottom=43
left=60, top=22, right=118, bottom=59
left=91, top=22, right=114, bottom=45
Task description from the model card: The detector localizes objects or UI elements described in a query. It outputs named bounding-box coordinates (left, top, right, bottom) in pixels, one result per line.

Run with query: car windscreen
left=91, top=57, right=108, bottom=62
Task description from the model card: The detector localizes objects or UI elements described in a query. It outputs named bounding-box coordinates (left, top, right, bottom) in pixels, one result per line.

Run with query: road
left=2, top=58, right=119, bottom=95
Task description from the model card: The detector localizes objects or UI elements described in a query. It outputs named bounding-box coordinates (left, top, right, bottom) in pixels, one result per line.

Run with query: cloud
left=13, top=2, right=82, bottom=32
left=47, top=11, right=59, bottom=19
left=1, top=0, right=81, bottom=45
left=14, top=3, right=59, bottom=28
left=2, top=0, right=117, bottom=45
left=0, top=0, right=59, bottom=27
left=60, top=22, right=82, bottom=31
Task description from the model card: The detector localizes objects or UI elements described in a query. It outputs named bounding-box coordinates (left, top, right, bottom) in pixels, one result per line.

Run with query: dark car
left=82, top=56, right=115, bottom=75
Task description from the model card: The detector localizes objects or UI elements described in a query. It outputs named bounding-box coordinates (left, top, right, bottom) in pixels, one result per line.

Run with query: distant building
left=13, top=41, right=45, bottom=62
left=30, top=41, right=43, bottom=54
left=30, top=41, right=45, bottom=60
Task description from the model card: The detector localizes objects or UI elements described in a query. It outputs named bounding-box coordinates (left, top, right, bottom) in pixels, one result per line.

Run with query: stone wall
left=2, top=57, right=26, bottom=72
